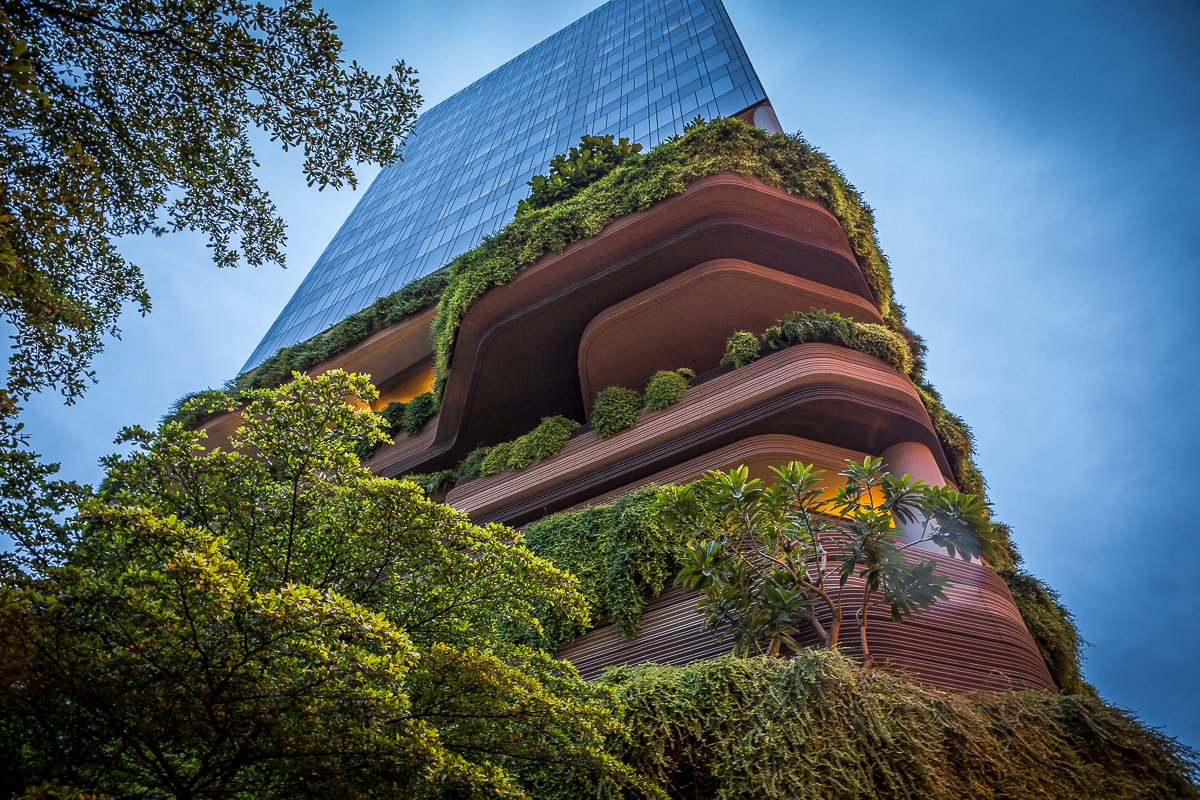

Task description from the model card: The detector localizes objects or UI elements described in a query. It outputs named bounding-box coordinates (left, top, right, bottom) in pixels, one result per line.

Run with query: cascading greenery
left=998, top=567, right=1094, bottom=696
left=240, top=267, right=449, bottom=395
left=533, top=653, right=1199, bottom=800
left=429, top=118, right=912, bottom=398
left=520, top=487, right=678, bottom=649
left=163, top=118, right=1081, bottom=690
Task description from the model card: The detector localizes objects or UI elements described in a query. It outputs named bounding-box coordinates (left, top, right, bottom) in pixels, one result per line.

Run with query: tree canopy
left=0, top=371, right=641, bottom=799
left=0, top=0, right=421, bottom=408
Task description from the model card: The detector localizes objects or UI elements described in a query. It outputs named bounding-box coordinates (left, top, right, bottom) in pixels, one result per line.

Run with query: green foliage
left=456, top=447, right=491, bottom=481
left=401, top=469, right=459, bottom=496
left=231, top=268, right=450, bottom=397
left=720, top=330, right=762, bottom=368
left=154, top=116, right=1049, bottom=679
left=761, top=309, right=914, bottom=374
left=508, top=416, right=580, bottom=470
left=1001, top=567, right=1094, bottom=695
left=430, top=118, right=913, bottom=397
left=547, top=653, right=1200, bottom=800
left=592, top=386, right=642, bottom=438
left=399, top=390, right=438, bottom=435
left=662, top=460, right=989, bottom=664
left=405, top=417, right=579, bottom=488
left=521, top=488, right=679, bottom=646
left=0, top=0, right=421, bottom=409
left=1, top=372, right=642, bottom=798
left=479, top=440, right=516, bottom=478
left=517, top=134, right=644, bottom=215
left=380, top=398, right=408, bottom=430
left=641, top=368, right=694, bottom=411
left=160, top=387, right=240, bottom=431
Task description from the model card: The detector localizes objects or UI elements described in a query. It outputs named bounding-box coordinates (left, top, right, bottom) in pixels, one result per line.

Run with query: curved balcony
left=578, top=258, right=882, bottom=413
left=557, top=550, right=1055, bottom=693
left=429, top=173, right=874, bottom=469
left=445, top=343, right=950, bottom=526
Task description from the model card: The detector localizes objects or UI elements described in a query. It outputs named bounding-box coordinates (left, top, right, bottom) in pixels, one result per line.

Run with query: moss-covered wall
left=535, top=653, right=1198, bottom=799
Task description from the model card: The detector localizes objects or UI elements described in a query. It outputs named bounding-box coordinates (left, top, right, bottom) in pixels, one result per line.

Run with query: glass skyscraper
left=243, top=0, right=772, bottom=371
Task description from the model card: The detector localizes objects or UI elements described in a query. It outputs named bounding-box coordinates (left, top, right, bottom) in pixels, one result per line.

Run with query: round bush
left=591, top=386, right=642, bottom=438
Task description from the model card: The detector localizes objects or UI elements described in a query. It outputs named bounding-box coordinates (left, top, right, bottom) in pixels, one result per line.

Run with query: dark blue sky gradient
left=17, top=0, right=1200, bottom=749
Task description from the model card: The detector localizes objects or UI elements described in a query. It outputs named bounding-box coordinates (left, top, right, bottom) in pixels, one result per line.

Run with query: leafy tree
left=659, top=459, right=990, bottom=666
left=0, top=0, right=421, bottom=407
left=0, top=372, right=642, bottom=798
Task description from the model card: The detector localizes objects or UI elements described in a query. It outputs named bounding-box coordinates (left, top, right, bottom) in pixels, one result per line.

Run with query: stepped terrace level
left=186, top=135, right=1055, bottom=694
left=242, top=0, right=775, bottom=371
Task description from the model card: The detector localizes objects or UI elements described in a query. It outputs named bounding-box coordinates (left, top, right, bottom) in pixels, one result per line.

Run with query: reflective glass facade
left=243, top=0, right=769, bottom=371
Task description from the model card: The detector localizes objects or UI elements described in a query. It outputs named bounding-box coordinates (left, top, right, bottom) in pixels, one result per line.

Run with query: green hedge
left=642, top=368, right=694, bottom=411
left=520, top=487, right=677, bottom=648
left=506, top=416, right=580, bottom=471
left=535, top=653, right=1199, bottom=799
left=398, top=391, right=437, bottom=436
left=591, top=386, right=642, bottom=438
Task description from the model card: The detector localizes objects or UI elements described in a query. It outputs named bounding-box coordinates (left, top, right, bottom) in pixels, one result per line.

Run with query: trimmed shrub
left=641, top=368, right=694, bottom=411
left=379, top=400, right=407, bottom=432
left=456, top=447, right=490, bottom=482
left=478, top=441, right=514, bottom=477
left=507, top=416, right=579, bottom=470
left=720, top=331, right=761, bottom=368
left=521, top=487, right=677, bottom=646
left=591, top=386, right=641, bottom=438
left=545, top=654, right=1200, bottom=800
left=399, top=392, right=437, bottom=436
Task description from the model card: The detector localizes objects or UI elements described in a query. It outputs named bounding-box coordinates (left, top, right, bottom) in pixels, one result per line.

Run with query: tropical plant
left=659, top=458, right=990, bottom=665
left=517, top=134, right=643, bottom=214
left=0, top=371, right=640, bottom=798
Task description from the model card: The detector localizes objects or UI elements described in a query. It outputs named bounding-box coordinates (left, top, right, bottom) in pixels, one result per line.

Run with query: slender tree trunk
left=858, top=588, right=873, bottom=670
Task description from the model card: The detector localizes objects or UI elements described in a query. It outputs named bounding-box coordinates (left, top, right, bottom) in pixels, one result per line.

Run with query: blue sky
left=18, top=0, right=1200, bottom=750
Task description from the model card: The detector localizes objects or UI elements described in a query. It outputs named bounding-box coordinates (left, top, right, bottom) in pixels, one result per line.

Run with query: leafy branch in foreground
left=659, top=458, right=990, bottom=666
left=0, top=0, right=421, bottom=407
left=0, top=371, right=646, bottom=799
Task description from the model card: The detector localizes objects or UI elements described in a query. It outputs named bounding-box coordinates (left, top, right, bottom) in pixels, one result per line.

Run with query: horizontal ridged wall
left=558, top=548, right=1055, bottom=692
